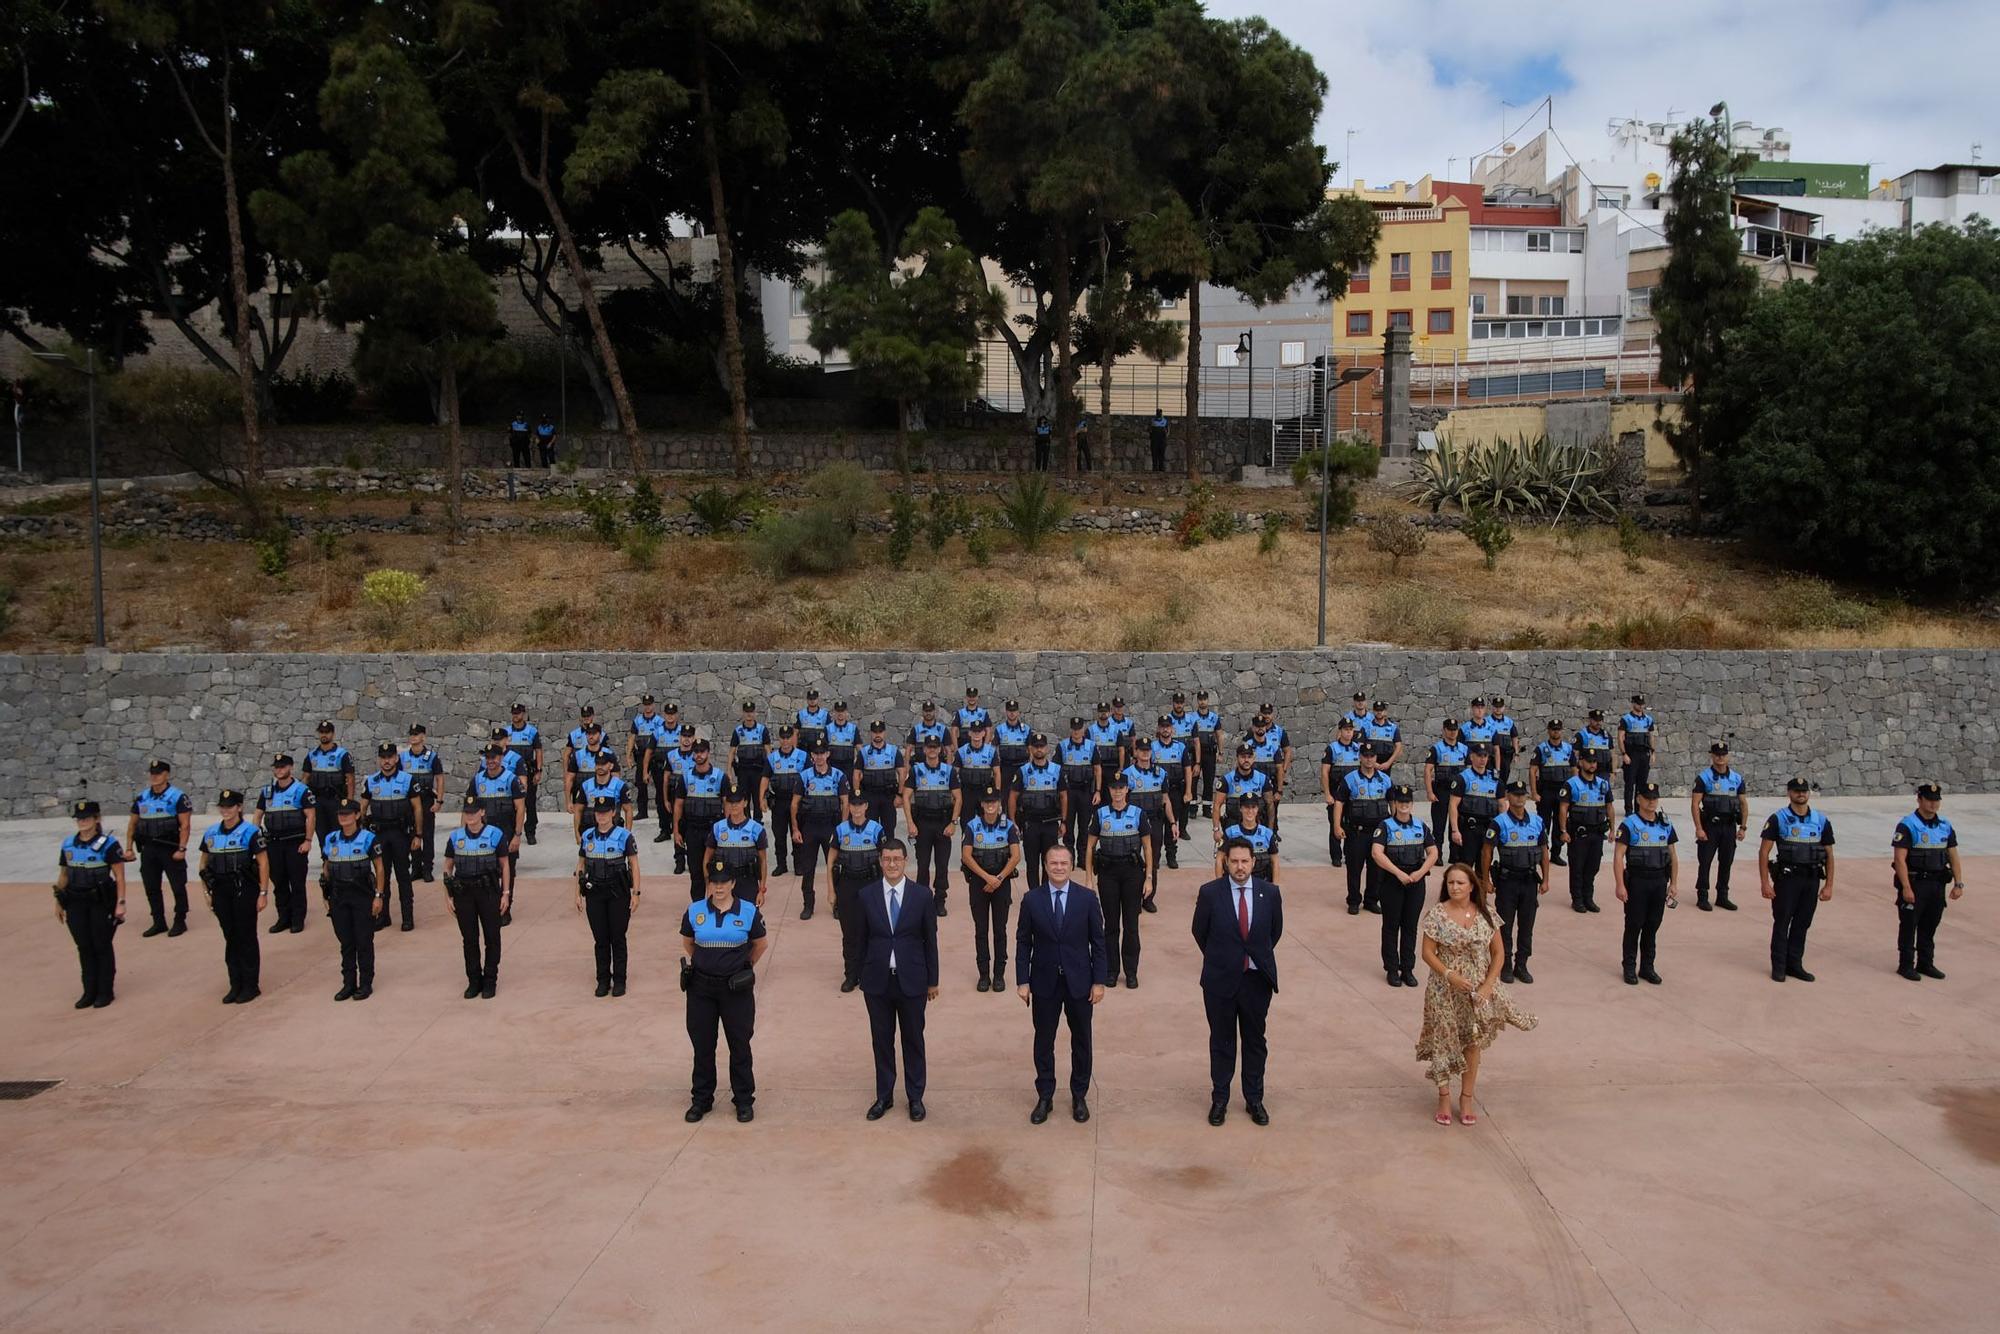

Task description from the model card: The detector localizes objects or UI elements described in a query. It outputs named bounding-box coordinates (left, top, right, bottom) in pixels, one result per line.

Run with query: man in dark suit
left=1014, top=845, right=1107, bottom=1124
left=1192, top=839, right=1283, bottom=1126
left=855, top=838, right=940, bottom=1121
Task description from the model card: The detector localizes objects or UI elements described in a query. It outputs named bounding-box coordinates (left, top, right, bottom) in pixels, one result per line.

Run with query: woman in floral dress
left=1418, top=862, right=1537, bottom=1124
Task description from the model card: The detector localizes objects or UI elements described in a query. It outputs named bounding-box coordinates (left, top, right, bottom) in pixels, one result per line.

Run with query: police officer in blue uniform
left=1421, top=719, right=1467, bottom=860
left=1370, top=784, right=1437, bottom=988
left=1152, top=715, right=1193, bottom=874
left=1087, top=702, right=1126, bottom=812
left=320, top=799, right=386, bottom=1000
left=443, top=795, right=510, bottom=998
left=1334, top=745, right=1392, bottom=914
left=507, top=408, right=531, bottom=468
left=682, top=862, right=768, bottom=1122
left=1122, top=737, right=1176, bottom=906
left=1449, top=743, right=1501, bottom=868
left=127, top=758, right=193, bottom=938
left=833, top=792, right=884, bottom=992
left=1618, top=694, right=1657, bottom=814
left=1217, top=798, right=1280, bottom=884
left=1461, top=698, right=1496, bottom=764
left=962, top=790, right=1023, bottom=992
left=257, top=753, right=317, bottom=934
left=1191, top=691, right=1222, bottom=820
left=534, top=411, right=557, bottom=466
left=675, top=740, right=729, bottom=899
left=658, top=724, right=698, bottom=856
left=953, top=687, right=991, bottom=751
left=465, top=745, right=528, bottom=922
left=907, top=700, right=949, bottom=767
left=1690, top=741, right=1747, bottom=911
left=1244, top=714, right=1288, bottom=831
left=1360, top=699, right=1403, bottom=775
left=578, top=795, right=643, bottom=996
left=1344, top=691, right=1374, bottom=736
left=577, top=751, right=634, bottom=834
left=1149, top=409, right=1170, bottom=471
left=856, top=720, right=905, bottom=838
left=795, top=688, right=831, bottom=754
left=1088, top=772, right=1150, bottom=989
left=361, top=742, right=421, bottom=932
left=1892, top=782, right=1963, bottom=981
left=764, top=725, right=808, bottom=877
left=502, top=703, right=544, bottom=844
left=1758, top=777, right=1835, bottom=983
left=824, top=700, right=860, bottom=784
left=904, top=735, right=960, bottom=915
left=1057, top=717, right=1098, bottom=855
left=1484, top=782, right=1550, bottom=984
left=565, top=721, right=615, bottom=835
left=302, top=720, right=356, bottom=841
left=198, top=790, right=269, bottom=1004
left=793, top=742, right=848, bottom=920
left=1318, top=717, right=1363, bottom=869
left=1033, top=414, right=1053, bottom=471
left=1217, top=741, right=1276, bottom=850
left=730, top=701, right=771, bottom=821
left=1575, top=708, right=1615, bottom=790
left=568, top=704, right=599, bottom=754
left=955, top=719, right=1002, bottom=831
left=995, top=698, right=1033, bottom=801
left=1559, top=750, right=1613, bottom=913
left=1613, top=782, right=1678, bottom=985
left=55, top=800, right=127, bottom=1009
left=400, top=724, right=443, bottom=881
left=707, top=783, right=770, bottom=908
left=1011, top=732, right=1068, bottom=893
left=1488, top=697, right=1519, bottom=789
left=628, top=695, right=669, bottom=824
left=1528, top=720, right=1573, bottom=867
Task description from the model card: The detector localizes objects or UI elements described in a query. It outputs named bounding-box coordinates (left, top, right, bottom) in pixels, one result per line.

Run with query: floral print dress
left=1415, top=902, right=1538, bottom=1086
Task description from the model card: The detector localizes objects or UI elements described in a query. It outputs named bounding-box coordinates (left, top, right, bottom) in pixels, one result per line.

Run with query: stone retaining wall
left=2, top=650, right=1991, bottom=819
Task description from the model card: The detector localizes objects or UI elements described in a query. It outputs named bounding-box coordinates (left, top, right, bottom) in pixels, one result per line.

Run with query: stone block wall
left=2, top=649, right=1993, bottom=819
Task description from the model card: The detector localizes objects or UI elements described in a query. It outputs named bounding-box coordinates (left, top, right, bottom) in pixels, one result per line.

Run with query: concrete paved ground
left=2, top=796, right=1996, bottom=1332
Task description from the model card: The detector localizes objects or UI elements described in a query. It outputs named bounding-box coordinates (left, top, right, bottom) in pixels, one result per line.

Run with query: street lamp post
left=1317, top=365, right=1378, bottom=648
left=31, top=348, right=105, bottom=648
left=1236, top=329, right=1256, bottom=464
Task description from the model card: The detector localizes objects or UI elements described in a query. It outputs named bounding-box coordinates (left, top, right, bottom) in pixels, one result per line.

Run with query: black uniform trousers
left=679, top=818, right=711, bottom=900
left=1195, top=741, right=1218, bottom=817
left=1535, top=793, right=1566, bottom=863
left=795, top=818, right=837, bottom=909
left=912, top=816, right=954, bottom=900
left=1096, top=858, right=1147, bottom=979
left=370, top=825, right=416, bottom=926
left=1021, top=816, right=1063, bottom=892
left=210, top=877, right=261, bottom=994
left=584, top=889, right=631, bottom=987
left=329, top=889, right=377, bottom=990
left=832, top=869, right=867, bottom=986
left=1769, top=867, right=1822, bottom=972
left=61, top=888, right=118, bottom=1002
left=1139, top=806, right=1170, bottom=894
left=521, top=771, right=540, bottom=840
left=687, top=971, right=756, bottom=1110
left=267, top=836, right=311, bottom=930
left=864, top=990, right=927, bottom=1103
left=1493, top=869, right=1540, bottom=967
left=1034, top=436, right=1051, bottom=471
left=1204, top=972, right=1273, bottom=1103
left=1622, top=748, right=1652, bottom=810
left=1164, top=789, right=1190, bottom=867
left=1342, top=828, right=1377, bottom=908
left=863, top=788, right=900, bottom=839
left=767, top=793, right=796, bottom=874
left=968, top=876, right=1014, bottom=980
left=453, top=878, right=503, bottom=985
left=1899, top=875, right=1949, bottom=969
left=1496, top=743, right=1516, bottom=789
left=1621, top=875, right=1668, bottom=970
left=631, top=748, right=656, bottom=820
left=733, top=763, right=767, bottom=821
left=1150, top=433, right=1167, bottom=471
left=1695, top=823, right=1740, bottom=899
left=1377, top=872, right=1427, bottom=976
left=1568, top=829, right=1607, bottom=908
left=1062, top=786, right=1094, bottom=854
left=412, top=795, right=437, bottom=879
left=137, top=842, right=189, bottom=928
left=1452, top=815, right=1493, bottom=868
left=1033, top=988, right=1093, bottom=1099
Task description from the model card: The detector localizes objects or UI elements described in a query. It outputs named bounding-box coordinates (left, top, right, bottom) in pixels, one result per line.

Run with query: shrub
left=253, top=529, right=291, bottom=578
left=806, top=461, right=884, bottom=532
left=999, top=475, right=1074, bottom=553
left=1175, top=481, right=1215, bottom=548
left=1257, top=513, right=1287, bottom=557
left=623, top=528, right=663, bottom=570
left=627, top=477, right=666, bottom=535
left=886, top=491, right=920, bottom=568
left=1202, top=506, right=1242, bottom=542
left=1616, top=512, right=1647, bottom=572
left=1410, top=434, right=1619, bottom=518
left=687, top=485, right=756, bottom=535
left=523, top=597, right=574, bottom=645
left=1462, top=506, right=1514, bottom=570
left=926, top=491, right=971, bottom=552
left=1769, top=576, right=1885, bottom=633
left=1554, top=517, right=1591, bottom=560
left=360, top=568, right=426, bottom=615
left=1370, top=581, right=1470, bottom=647
left=1575, top=610, right=1758, bottom=650
left=962, top=584, right=1007, bottom=633
left=965, top=521, right=993, bottom=568
left=750, top=507, right=855, bottom=577
left=310, top=529, right=340, bottom=563
left=1366, top=517, right=1428, bottom=572
left=1292, top=440, right=1378, bottom=531
left=0, top=584, right=14, bottom=635
left=441, top=589, right=500, bottom=647
left=1116, top=592, right=1190, bottom=653
left=580, top=487, right=622, bottom=544
left=268, top=369, right=356, bottom=423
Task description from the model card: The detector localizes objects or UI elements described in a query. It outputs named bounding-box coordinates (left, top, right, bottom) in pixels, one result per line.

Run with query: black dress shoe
left=1638, top=968, right=1661, bottom=985
left=1346, top=903, right=1360, bottom=916
left=1919, top=964, right=1946, bottom=980
left=143, top=923, right=168, bottom=938
left=1386, top=971, right=1401, bottom=988
left=1401, top=970, right=1420, bottom=987
left=595, top=981, right=611, bottom=998
left=653, top=831, right=672, bottom=843
left=167, top=921, right=187, bottom=937
left=1073, top=1097, right=1090, bottom=1123
left=1513, top=963, right=1534, bottom=984
left=936, top=904, right=948, bottom=918
left=1898, top=964, right=1922, bottom=980
left=1697, top=895, right=1713, bottom=912
left=1586, top=900, right=1601, bottom=912
left=267, top=921, right=288, bottom=934
left=908, top=1100, right=927, bottom=1122
left=236, top=988, right=259, bottom=1004
left=1363, top=902, right=1381, bottom=914
left=354, top=986, right=372, bottom=1000
left=289, top=923, right=304, bottom=933
left=685, top=1104, right=710, bottom=1123
left=977, top=976, right=991, bottom=992
left=1500, top=964, right=1514, bottom=984
left=1785, top=966, right=1815, bottom=983
left=1247, top=1103, right=1270, bottom=1126
left=465, top=982, right=482, bottom=999
left=91, top=994, right=113, bottom=1008
left=223, top=989, right=241, bottom=1004
left=1572, top=901, right=1589, bottom=914
left=335, top=984, right=357, bottom=1001
left=481, top=982, right=497, bottom=999
left=1030, top=1097, right=1053, bottom=1124
left=1771, top=966, right=1786, bottom=982
left=524, top=832, right=537, bottom=845
left=840, top=979, right=858, bottom=993
left=992, top=972, right=1007, bottom=992
left=1208, top=1101, right=1227, bottom=1126
left=400, top=920, right=414, bottom=932
left=1622, top=968, right=1638, bottom=986
left=1141, top=897, right=1158, bottom=914
left=1716, top=896, right=1738, bottom=911
left=1107, top=975, right=1120, bottom=989
left=1124, top=974, right=1138, bottom=990
left=799, top=904, right=814, bottom=920
left=611, top=980, right=626, bottom=997
left=867, top=1099, right=892, bottom=1121
left=75, top=994, right=94, bottom=1010
left=736, top=1105, right=754, bottom=1123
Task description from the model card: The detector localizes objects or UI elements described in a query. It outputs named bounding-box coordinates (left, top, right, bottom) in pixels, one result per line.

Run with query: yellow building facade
left=1328, top=177, right=1471, bottom=354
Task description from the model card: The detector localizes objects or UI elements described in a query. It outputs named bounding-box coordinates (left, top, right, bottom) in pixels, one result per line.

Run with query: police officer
left=1449, top=743, right=1501, bottom=868
left=198, top=789, right=269, bottom=1004
left=1613, top=782, right=1678, bottom=985
left=302, top=721, right=357, bottom=832
left=1087, top=772, right=1149, bottom=989
left=565, top=721, right=615, bottom=833
left=994, top=699, right=1033, bottom=799
left=955, top=719, right=1002, bottom=829
left=1360, top=699, right=1403, bottom=775
left=904, top=735, right=960, bottom=914
left=1687, top=742, right=1747, bottom=911
left=681, top=861, right=767, bottom=1122
left=707, top=783, right=770, bottom=908
left=793, top=742, right=848, bottom=920
left=954, top=686, right=991, bottom=751
left=1149, top=408, right=1169, bottom=471
left=502, top=703, right=544, bottom=844
left=576, top=751, right=635, bottom=833
left=1056, top=717, right=1098, bottom=854
left=832, top=792, right=884, bottom=992
left=1217, top=796, right=1280, bottom=884
left=1344, top=690, right=1374, bottom=736
left=1618, top=694, right=1657, bottom=813
left=361, top=741, right=420, bottom=932
left=675, top=741, right=729, bottom=900
left=507, top=408, right=531, bottom=468
left=1328, top=748, right=1392, bottom=912
left=1011, top=732, right=1068, bottom=894
left=1560, top=750, right=1614, bottom=914
left=1461, top=697, right=1496, bottom=761
left=489, top=726, right=526, bottom=783
left=856, top=720, right=905, bottom=838
left=658, top=723, right=698, bottom=857
left=256, top=753, right=316, bottom=934
left=577, top=795, right=642, bottom=996
left=962, top=790, right=1022, bottom=992
left=400, top=724, right=443, bottom=881
left=1421, top=719, right=1467, bottom=858
left=127, top=758, right=193, bottom=938
left=907, top=699, right=949, bottom=766
left=824, top=700, right=861, bottom=785
left=730, top=701, right=771, bottom=821
left=1528, top=720, right=1573, bottom=868
left=1086, top=701, right=1125, bottom=810
left=1369, top=784, right=1436, bottom=988
left=1244, top=712, right=1287, bottom=830
left=1758, top=777, right=1835, bottom=983
left=465, top=745, right=527, bottom=922
left=1190, top=690, right=1221, bottom=819
left=1575, top=708, right=1616, bottom=788
left=1075, top=412, right=1093, bottom=472
left=320, top=798, right=386, bottom=1000
left=1484, top=781, right=1550, bottom=984
left=1256, top=703, right=1294, bottom=800
left=1893, top=782, right=1963, bottom=981
left=534, top=411, right=557, bottom=466
left=1122, top=737, right=1176, bottom=907
left=1152, top=714, right=1193, bottom=874
left=55, top=799, right=127, bottom=1009
left=1488, top=696, right=1519, bottom=788
left=794, top=688, right=831, bottom=753
left=1216, top=742, right=1276, bottom=850
left=1033, top=414, right=1053, bottom=472
left=764, top=725, right=807, bottom=877
left=443, top=795, right=509, bottom=999
left=568, top=703, right=600, bottom=755
left=1316, top=717, right=1361, bottom=870
left=629, top=694, right=669, bottom=823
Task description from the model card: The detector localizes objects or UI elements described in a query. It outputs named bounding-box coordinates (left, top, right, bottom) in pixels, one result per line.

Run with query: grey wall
left=3, top=649, right=1993, bottom=819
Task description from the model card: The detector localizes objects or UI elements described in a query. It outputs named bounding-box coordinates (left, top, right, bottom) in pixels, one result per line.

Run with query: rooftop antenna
left=1974, top=143, right=1984, bottom=164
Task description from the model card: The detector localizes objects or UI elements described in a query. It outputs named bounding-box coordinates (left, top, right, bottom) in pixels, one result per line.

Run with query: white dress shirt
left=883, top=877, right=907, bottom=971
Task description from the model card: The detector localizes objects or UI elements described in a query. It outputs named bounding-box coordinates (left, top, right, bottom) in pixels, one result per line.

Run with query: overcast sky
left=1205, top=0, right=1999, bottom=188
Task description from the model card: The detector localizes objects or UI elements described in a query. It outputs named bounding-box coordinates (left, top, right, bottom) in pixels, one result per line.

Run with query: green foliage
left=750, top=507, right=856, bottom=578
left=1118, top=593, right=1193, bottom=652
left=437, top=586, right=500, bottom=647
left=803, top=461, right=882, bottom=533
left=580, top=488, right=623, bottom=544
left=1767, top=576, right=1886, bottom=633
left=886, top=491, right=920, bottom=568
left=926, top=491, right=971, bottom=552
left=253, top=529, right=291, bottom=578
left=1257, top=513, right=1286, bottom=556
left=686, top=486, right=752, bottom=534
left=1462, top=505, right=1514, bottom=570
left=1370, top=582, right=1470, bottom=648
left=627, top=477, right=666, bottom=535
left=1616, top=513, right=1648, bottom=573
left=965, top=520, right=993, bottom=567
left=522, top=597, right=575, bottom=646
left=623, top=528, right=663, bottom=571
left=1573, top=611, right=1757, bottom=651
left=360, top=568, right=425, bottom=614
left=1366, top=517, right=1428, bottom=572
left=1175, top=481, right=1218, bottom=548
left=998, top=475, right=1074, bottom=553
left=1410, top=435, right=1620, bottom=518
left=1292, top=440, right=1378, bottom=529
left=0, top=584, right=14, bottom=636
left=1705, top=219, right=2000, bottom=596
left=310, top=529, right=340, bottom=563
left=268, top=369, right=356, bottom=423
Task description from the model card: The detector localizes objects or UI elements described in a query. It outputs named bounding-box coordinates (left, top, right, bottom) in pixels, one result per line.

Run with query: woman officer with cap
left=680, top=859, right=770, bottom=1123
left=55, top=800, right=128, bottom=1009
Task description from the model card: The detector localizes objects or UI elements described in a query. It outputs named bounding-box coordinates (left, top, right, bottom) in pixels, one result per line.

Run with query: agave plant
left=1408, top=433, right=1619, bottom=518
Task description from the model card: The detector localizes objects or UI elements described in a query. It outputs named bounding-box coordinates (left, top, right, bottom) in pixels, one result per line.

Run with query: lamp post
left=31, top=348, right=105, bottom=648
left=1317, top=365, right=1378, bottom=648
left=1236, top=329, right=1255, bottom=464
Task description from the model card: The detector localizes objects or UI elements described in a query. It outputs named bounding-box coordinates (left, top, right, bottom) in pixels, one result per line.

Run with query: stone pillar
left=1381, top=328, right=1413, bottom=456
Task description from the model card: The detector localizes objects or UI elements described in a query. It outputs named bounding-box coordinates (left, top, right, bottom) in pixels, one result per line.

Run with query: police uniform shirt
left=1086, top=719, right=1124, bottom=754
left=1221, top=768, right=1273, bottom=802
left=1361, top=718, right=1401, bottom=757
left=1534, top=738, right=1575, bottom=775
left=1248, top=731, right=1286, bottom=768
left=1057, top=736, right=1097, bottom=777
left=1485, top=810, right=1546, bottom=871
left=1576, top=725, right=1613, bottom=756
left=131, top=784, right=193, bottom=838
left=796, top=704, right=832, bottom=737
left=305, top=744, right=355, bottom=782
left=1563, top=774, right=1614, bottom=826
left=399, top=744, right=442, bottom=790
left=1108, top=713, right=1135, bottom=744
left=1892, top=812, right=1957, bottom=874
left=60, top=830, right=126, bottom=881
left=907, top=760, right=958, bottom=801
left=1427, top=738, right=1468, bottom=774
left=1762, top=808, right=1834, bottom=865
left=321, top=828, right=382, bottom=883
left=1341, top=769, right=1392, bottom=805
left=445, top=824, right=507, bottom=878
left=580, top=824, right=638, bottom=866
left=1168, top=712, right=1198, bottom=743
left=569, top=745, right=615, bottom=777
left=1194, top=707, right=1222, bottom=737
left=470, top=770, right=527, bottom=809
left=1221, top=823, right=1277, bottom=855
left=1451, top=770, right=1500, bottom=804
left=859, top=742, right=903, bottom=785
left=1615, top=813, right=1678, bottom=869
left=632, top=713, right=670, bottom=748
left=825, top=718, right=860, bottom=751
left=200, top=818, right=267, bottom=867
left=568, top=724, right=595, bottom=752
left=956, top=741, right=999, bottom=777
left=1326, top=738, right=1365, bottom=768
left=837, top=819, right=884, bottom=852
left=956, top=704, right=992, bottom=734
left=1013, top=759, right=1065, bottom=818
left=580, top=775, right=630, bottom=808
left=1093, top=804, right=1144, bottom=846
left=681, top=896, right=766, bottom=975
left=965, top=815, right=1021, bottom=866
left=732, top=722, right=771, bottom=755
left=767, top=747, right=809, bottom=790
left=1120, top=762, right=1167, bottom=796
left=258, top=778, right=316, bottom=823
left=1153, top=736, right=1189, bottom=767
left=364, top=769, right=414, bottom=807
left=1372, top=814, right=1434, bottom=859
left=1619, top=712, right=1653, bottom=750
left=1692, top=767, right=1746, bottom=818
left=505, top=722, right=541, bottom=759
left=909, top=720, right=948, bottom=751
left=709, top=817, right=769, bottom=854
left=666, top=747, right=698, bottom=784
left=800, top=766, right=849, bottom=800
left=493, top=748, right=524, bottom=779
left=1461, top=718, right=1497, bottom=746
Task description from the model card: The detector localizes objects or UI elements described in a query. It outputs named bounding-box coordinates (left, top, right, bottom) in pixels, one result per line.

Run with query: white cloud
left=1204, top=0, right=1999, bottom=186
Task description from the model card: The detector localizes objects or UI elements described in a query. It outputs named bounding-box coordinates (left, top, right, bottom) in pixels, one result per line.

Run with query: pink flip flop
left=1435, top=1107, right=1453, bottom=1125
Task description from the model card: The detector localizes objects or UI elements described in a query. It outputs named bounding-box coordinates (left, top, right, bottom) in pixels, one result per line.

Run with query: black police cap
left=491, top=727, right=510, bottom=739
left=1069, top=716, right=1086, bottom=729
left=1235, top=742, right=1254, bottom=756
left=778, top=724, right=796, bottom=737
left=1028, top=732, right=1048, bottom=746
left=1156, top=714, right=1172, bottom=726
left=679, top=722, right=696, bottom=736
left=965, top=686, right=980, bottom=696
left=1372, top=699, right=1388, bottom=709
left=832, top=700, right=849, bottom=710
left=1468, top=742, right=1491, bottom=756
left=594, top=750, right=616, bottom=765
left=1005, top=698, right=1021, bottom=710
left=640, top=693, right=656, bottom=704
left=590, top=795, right=618, bottom=811
left=921, top=734, right=942, bottom=747
left=1107, top=771, right=1130, bottom=788
left=317, top=720, right=336, bottom=732
left=511, top=702, right=528, bottom=713
left=1710, top=741, right=1730, bottom=754
left=1441, top=717, right=1459, bottom=729
left=1111, top=695, right=1125, bottom=707
left=461, top=795, right=483, bottom=812
left=147, top=758, right=172, bottom=774
left=1577, top=749, right=1599, bottom=763
left=1336, top=715, right=1356, bottom=729
left=579, top=703, right=596, bottom=716
left=1589, top=708, right=1606, bottom=719
left=806, top=688, right=821, bottom=698
left=584, top=721, right=603, bottom=733
left=1490, top=696, right=1507, bottom=707
left=1636, top=782, right=1660, bottom=800
left=72, top=798, right=101, bottom=818
left=1172, top=691, right=1186, bottom=702
left=481, top=743, right=504, bottom=758
left=409, top=722, right=427, bottom=735
left=664, top=702, right=682, bottom=713
left=870, top=720, right=886, bottom=731
left=1132, top=736, right=1153, bottom=750
left=271, top=753, right=294, bottom=767
left=705, top=858, right=737, bottom=883
left=921, top=700, right=937, bottom=710
left=1468, top=696, right=1485, bottom=706
left=979, top=789, right=1003, bottom=803
left=693, top=739, right=713, bottom=752
left=1916, top=781, right=1943, bottom=800
left=741, top=700, right=758, bottom=711
left=1787, top=776, right=1813, bottom=792
left=1547, top=718, right=1563, bottom=729
left=1096, top=701, right=1111, bottom=712
left=722, top=782, right=748, bottom=801
left=1353, top=691, right=1369, bottom=702
left=1386, top=784, right=1413, bottom=802
left=1360, top=742, right=1385, bottom=759
left=1259, top=701, right=1275, bottom=713
left=336, top=798, right=363, bottom=815
left=376, top=742, right=398, bottom=757
left=1630, top=694, right=1646, bottom=705
left=218, top=788, right=244, bottom=806
left=1504, top=779, right=1528, bottom=795
left=810, top=740, right=830, bottom=753
left=1196, top=689, right=1211, bottom=699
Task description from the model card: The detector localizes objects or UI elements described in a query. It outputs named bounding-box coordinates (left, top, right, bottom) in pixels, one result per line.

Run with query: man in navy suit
left=1192, top=839, right=1284, bottom=1126
left=1014, top=845, right=1108, bottom=1124
left=855, top=839, right=940, bottom=1121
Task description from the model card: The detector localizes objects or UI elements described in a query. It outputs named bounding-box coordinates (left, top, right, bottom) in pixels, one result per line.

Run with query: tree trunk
left=216, top=60, right=265, bottom=523
left=1183, top=281, right=1203, bottom=481
left=695, top=44, right=752, bottom=480
left=1051, top=229, right=1075, bottom=475
left=442, top=357, right=463, bottom=542
left=895, top=394, right=911, bottom=494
